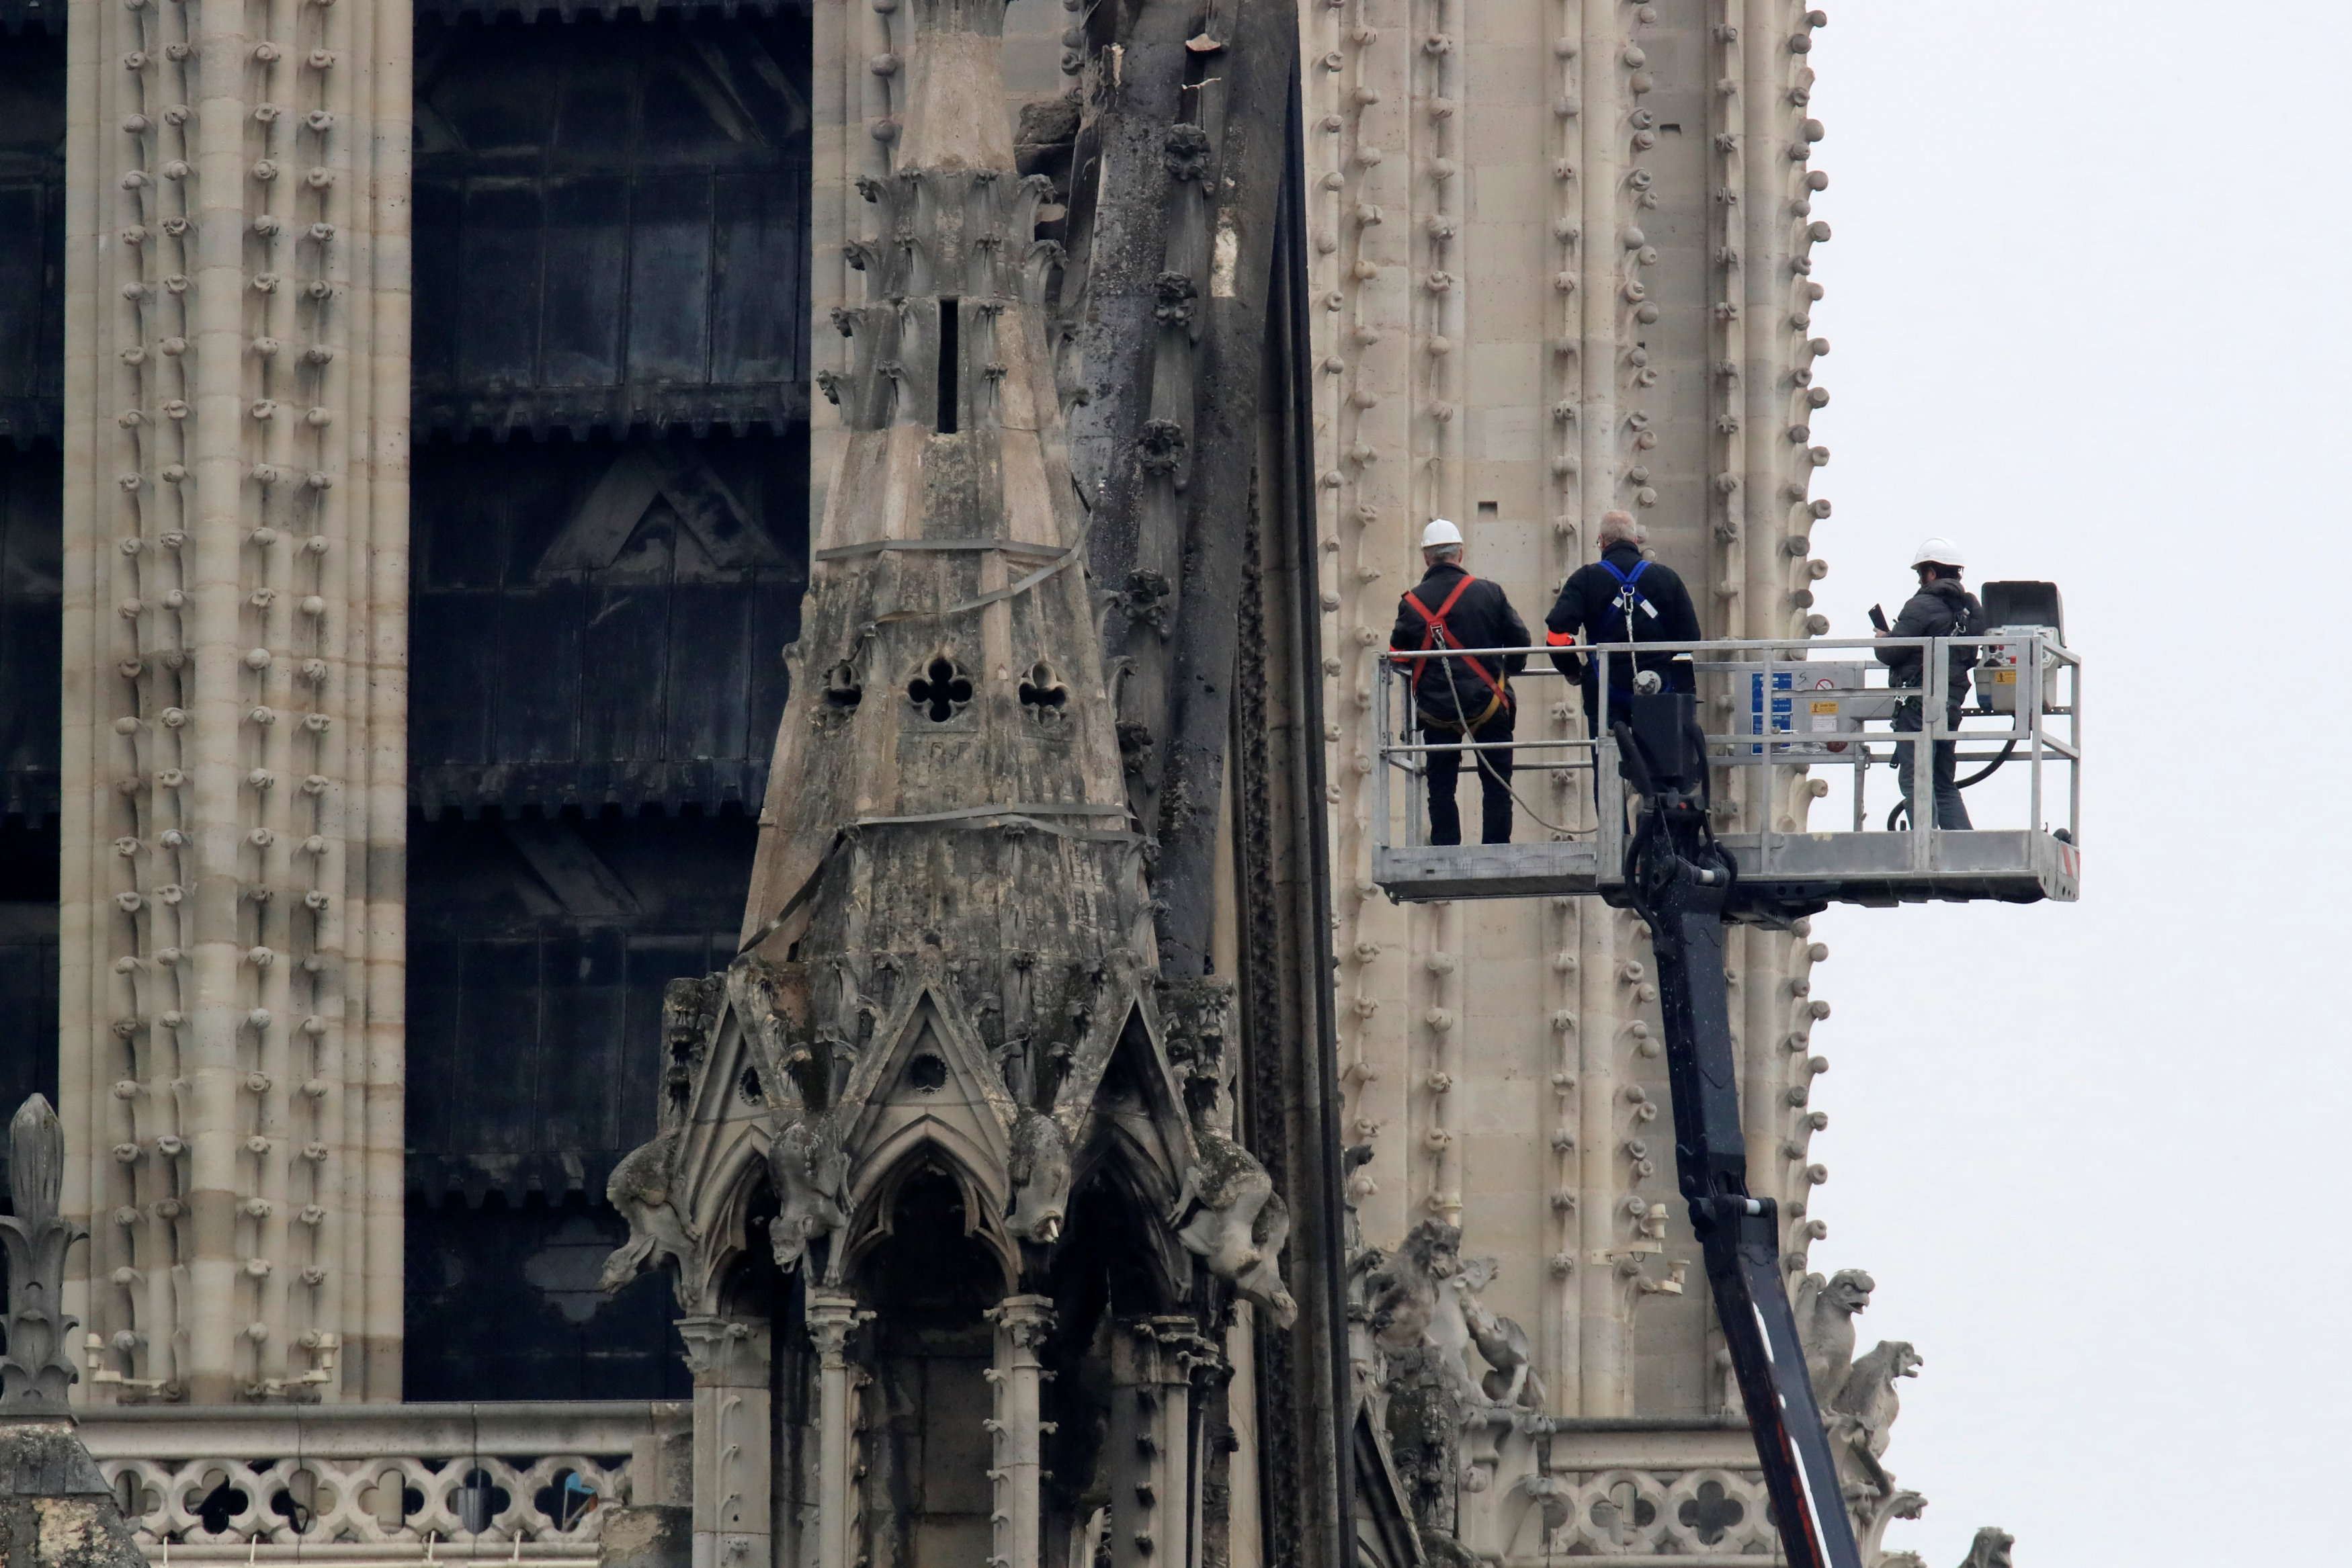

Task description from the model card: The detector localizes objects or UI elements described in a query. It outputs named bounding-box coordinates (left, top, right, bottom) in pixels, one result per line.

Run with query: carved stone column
left=984, top=1295, right=1054, bottom=1568
left=806, top=1292, right=864, bottom=1568
left=1110, top=1317, right=1204, bottom=1568
left=679, top=1315, right=772, bottom=1568
left=58, top=0, right=411, bottom=1403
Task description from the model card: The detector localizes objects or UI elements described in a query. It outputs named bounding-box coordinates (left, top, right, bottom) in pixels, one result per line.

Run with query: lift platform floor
left=1374, top=829, right=2079, bottom=907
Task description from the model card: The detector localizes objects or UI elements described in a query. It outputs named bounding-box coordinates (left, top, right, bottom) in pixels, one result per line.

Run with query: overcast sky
left=1792, top=4, right=2349, bottom=1563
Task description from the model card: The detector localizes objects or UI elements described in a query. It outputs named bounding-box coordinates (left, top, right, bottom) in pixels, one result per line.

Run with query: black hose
left=1956, top=738, right=2017, bottom=789
left=1884, top=736, right=2021, bottom=830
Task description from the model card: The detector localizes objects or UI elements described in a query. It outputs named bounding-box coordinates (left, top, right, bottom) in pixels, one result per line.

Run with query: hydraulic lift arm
left=1610, top=685, right=1863, bottom=1568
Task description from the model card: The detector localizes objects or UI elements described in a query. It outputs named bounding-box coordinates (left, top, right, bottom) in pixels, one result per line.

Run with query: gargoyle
left=1005, top=1106, right=1073, bottom=1244
left=765, top=1108, right=851, bottom=1274
left=1169, top=1111, right=1297, bottom=1328
left=1958, top=1526, right=2014, bottom=1568
left=1363, top=1220, right=1461, bottom=1358
left=1794, top=1266, right=1875, bottom=1408
left=599, top=1129, right=702, bottom=1297
left=1450, top=1257, right=1546, bottom=1410
left=1828, top=1338, right=1922, bottom=1498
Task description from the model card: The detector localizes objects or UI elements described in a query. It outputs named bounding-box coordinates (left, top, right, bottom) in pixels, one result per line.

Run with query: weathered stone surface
left=0, top=1428, right=108, bottom=1501
left=598, top=1504, right=693, bottom=1568
left=0, top=1427, right=143, bottom=1568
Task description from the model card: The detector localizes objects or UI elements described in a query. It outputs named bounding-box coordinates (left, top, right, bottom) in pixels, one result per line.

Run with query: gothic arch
left=837, top=1146, right=1018, bottom=1299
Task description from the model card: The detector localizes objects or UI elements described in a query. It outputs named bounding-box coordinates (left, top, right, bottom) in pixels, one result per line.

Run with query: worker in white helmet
left=1388, top=518, right=1531, bottom=844
left=1874, top=537, right=1985, bottom=830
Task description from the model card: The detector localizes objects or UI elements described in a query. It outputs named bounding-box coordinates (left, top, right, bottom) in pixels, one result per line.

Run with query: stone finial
left=0, top=1096, right=88, bottom=1414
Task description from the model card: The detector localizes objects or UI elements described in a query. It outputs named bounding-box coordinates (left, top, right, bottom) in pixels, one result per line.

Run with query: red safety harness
left=1400, top=574, right=1509, bottom=733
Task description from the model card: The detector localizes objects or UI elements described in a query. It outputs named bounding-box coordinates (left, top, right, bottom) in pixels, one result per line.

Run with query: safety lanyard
left=1595, top=558, right=1653, bottom=693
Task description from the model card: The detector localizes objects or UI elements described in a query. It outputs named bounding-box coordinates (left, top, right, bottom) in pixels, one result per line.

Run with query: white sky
left=1794, top=3, right=2349, bottom=1562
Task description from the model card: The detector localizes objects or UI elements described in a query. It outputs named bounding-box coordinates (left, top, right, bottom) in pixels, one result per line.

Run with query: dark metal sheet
left=0, top=445, right=60, bottom=816
left=625, top=173, right=715, bottom=384
left=579, top=576, right=673, bottom=762
left=494, top=579, right=586, bottom=762
left=413, top=0, right=802, bottom=23
left=409, top=591, right=500, bottom=765
left=536, top=928, right=628, bottom=1150
left=405, top=814, right=751, bottom=1203
left=541, top=176, right=630, bottom=386
left=405, top=936, right=467, bottom=1158
left=0, top=32, right=63, bottom=444
left=410, top=181, right=466, bottom=396
left=0, top=4, right=64, bottom=36
left=663, top=580, right=754, bottom=762
left=407, top=430, right=804, bottom=814
left=456, top=181, right=548, bottom=387
left=451, top=937, right=546, bottom=1158
left=413, top=13, right=810, bottom=440
left=710, top=167, right=806, bottom=384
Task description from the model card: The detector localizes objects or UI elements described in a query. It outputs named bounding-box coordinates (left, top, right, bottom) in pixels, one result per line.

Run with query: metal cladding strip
left=62, top=0, right=407, bottom=1404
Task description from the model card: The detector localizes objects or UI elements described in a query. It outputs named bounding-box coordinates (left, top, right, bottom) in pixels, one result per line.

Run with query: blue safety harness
left=1594, top=558, right=1654, bottom=703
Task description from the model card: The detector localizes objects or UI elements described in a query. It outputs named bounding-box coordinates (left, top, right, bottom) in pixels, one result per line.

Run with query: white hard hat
left=1421, top=518, right=1464, bottom=549
left=1910, top=535, right=1964, bottom=570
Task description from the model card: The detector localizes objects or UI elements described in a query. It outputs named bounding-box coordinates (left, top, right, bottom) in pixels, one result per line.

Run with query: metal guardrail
left=1374, top=631, right=2081, bottom=906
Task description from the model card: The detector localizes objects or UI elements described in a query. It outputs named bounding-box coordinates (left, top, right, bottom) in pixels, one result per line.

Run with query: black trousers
left=1894, top=698, right=1972, bottom=830
left=1425, top=705, right=1515, bottom=845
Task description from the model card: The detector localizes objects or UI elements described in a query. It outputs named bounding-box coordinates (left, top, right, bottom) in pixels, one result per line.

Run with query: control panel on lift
left=1372, top=582, right=2078, bottom=915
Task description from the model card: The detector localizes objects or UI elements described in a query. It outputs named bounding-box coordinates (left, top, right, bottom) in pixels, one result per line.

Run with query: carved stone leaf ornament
left=0, top=1096, right=87, bottom=1415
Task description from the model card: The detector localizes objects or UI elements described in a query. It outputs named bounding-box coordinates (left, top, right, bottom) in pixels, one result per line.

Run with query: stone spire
left=736, top=0, right=1159, bottom=1136
left=599, top=9, right=1296, bottom=1567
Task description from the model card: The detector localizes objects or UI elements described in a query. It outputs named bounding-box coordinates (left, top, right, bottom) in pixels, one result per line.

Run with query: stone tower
left=597, top=6, right=1298, bottom=1568
left=0, top=0, right=1996, bottom=1561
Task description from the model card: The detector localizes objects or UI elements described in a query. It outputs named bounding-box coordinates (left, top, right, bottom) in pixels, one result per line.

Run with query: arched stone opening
left=1036, top=1172, right=1181, bottom=1568
left=850, top=1163, right=1013, bottom=1568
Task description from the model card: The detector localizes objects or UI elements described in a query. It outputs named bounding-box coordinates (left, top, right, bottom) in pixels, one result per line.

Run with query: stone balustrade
left=1451, top=1416, right=1789, bottom=1565
left=78, top=1401, right=687, bottom=1561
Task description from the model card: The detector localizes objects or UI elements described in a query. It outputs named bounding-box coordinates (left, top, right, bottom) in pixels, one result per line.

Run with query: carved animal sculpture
left=1363, top=1220, right=1462, bottom=1357
left=1169, top=1121, right=1298, bottom=1327
left=1958, top=1526, right=2013, bottom=1568
left=765, top=1110, right=851, bottom=1274
left=1794, top=1268, right=1875, bottom=1409
left=1005, top=1106, right=1073, bottom=1244
left=599, top=1129, right=700, bottom=1294
left=1828, top=1339, right=1922, bottom=1497
left=1449, top=1258, right=1546, bottom=1409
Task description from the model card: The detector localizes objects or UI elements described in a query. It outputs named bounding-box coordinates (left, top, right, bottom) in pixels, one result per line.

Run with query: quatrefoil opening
left=907, top=656, right=974, bottom=722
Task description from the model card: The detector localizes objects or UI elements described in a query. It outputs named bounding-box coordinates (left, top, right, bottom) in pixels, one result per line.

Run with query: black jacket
left=1544, top=543, right=1702, bottom=688
left=1878, top=577, right=1982, bottom=700
left=1389, top=562, right=1529, bottom=724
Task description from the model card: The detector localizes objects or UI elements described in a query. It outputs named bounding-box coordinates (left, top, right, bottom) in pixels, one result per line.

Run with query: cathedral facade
left=0, top=0, right=1977, bottom=1565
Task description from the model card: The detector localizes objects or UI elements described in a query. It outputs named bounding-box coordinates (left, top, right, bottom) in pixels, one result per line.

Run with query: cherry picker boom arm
left=1611, top=689, right=1863, bottom=1568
